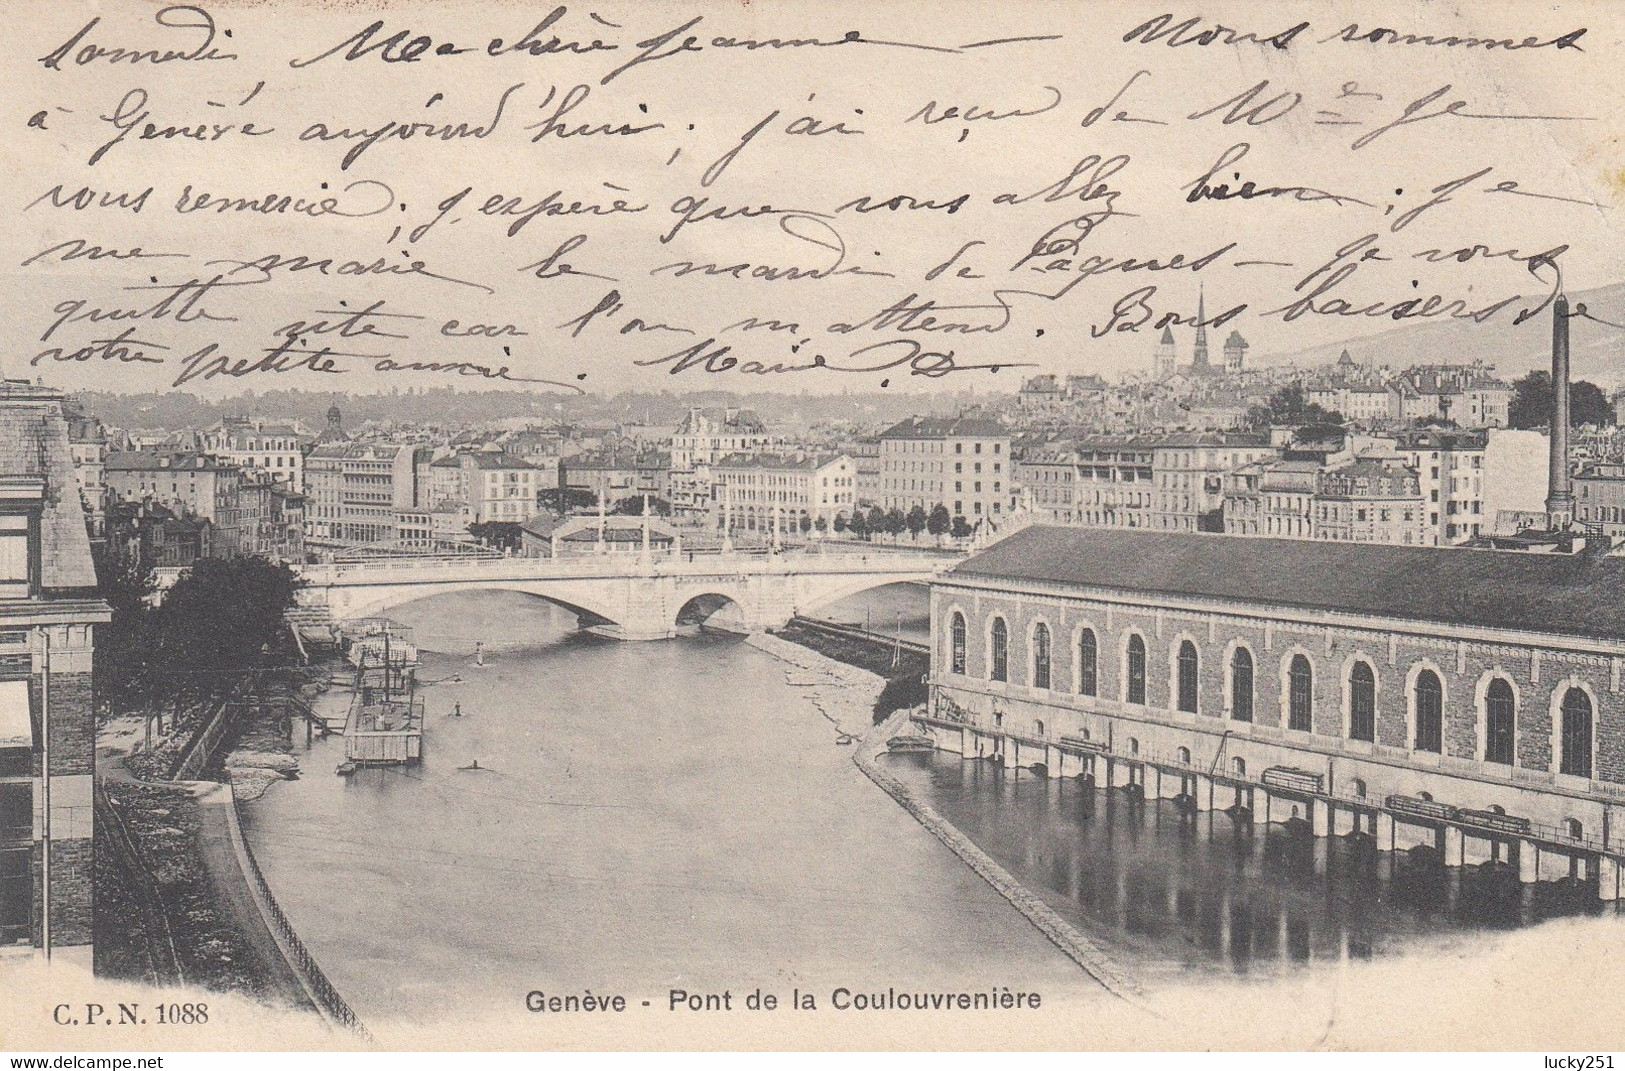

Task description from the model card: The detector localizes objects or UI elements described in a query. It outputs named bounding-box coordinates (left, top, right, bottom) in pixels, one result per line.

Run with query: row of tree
left=835, top=503, right=973, bottom=541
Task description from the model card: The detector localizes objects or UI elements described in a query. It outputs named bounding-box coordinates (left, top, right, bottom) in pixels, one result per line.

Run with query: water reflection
left=882, top=753, right=1603, bottom=985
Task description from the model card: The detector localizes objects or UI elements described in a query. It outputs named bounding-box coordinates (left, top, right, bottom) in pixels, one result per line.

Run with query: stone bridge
left=295, top=549, right=954, bottom=641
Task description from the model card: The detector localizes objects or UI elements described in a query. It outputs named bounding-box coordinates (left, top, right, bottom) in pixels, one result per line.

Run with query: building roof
left=1390, top=429, right=1489, bottom=451
left=879, top=415, right=1006, bottom=440
left=713, top=451, right=846, bottom=471
left=1150, top=431, right=1270, bottom=449
left=567, top=449, right=670, bottom=471
left=675, top=407, right=767, bottom=435
left=0, top=384, right=99, bottom=591
left=1390, top=364, right=1510, bottom=397
left=106, top=451, right=238, bottom=473
left=432, top=450, right=544, bottom=471
left=947, top=526, right=1625, bottom=643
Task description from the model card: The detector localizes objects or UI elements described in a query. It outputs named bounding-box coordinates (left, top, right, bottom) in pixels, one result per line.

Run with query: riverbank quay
left=772, top=619, right=930, bottom=724
left=745, top=630, right=1144, bottom=1003
left=92, top=657, right=370, bottom=1041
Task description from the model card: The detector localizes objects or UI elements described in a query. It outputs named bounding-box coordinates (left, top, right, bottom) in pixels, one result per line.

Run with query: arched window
left=1413, top=669, right=1443, bottom=753
left=1077, top=629, right=1098, bottom=697
left=1231, top=756, right=1246, bottom=777
left=989, top=618, right=1008, bottom=682
left=1176, top=746, right=1191, bottom=765
left=1177, top=640, right=1199, bottom=713
left=1350, top=778, right=1367, bottom=798
left=1231, top=647, right=1254, bottom=722
left=1485, top=678, right=1515, bottom=765
left=1349, top=661, right=1376, bottom=742
left=1032, top=623, right=1051, bottom=690
left=1126, top=634, right=1146, bottom=705
left=1560, top=687, right=1593, bottom=778
left=950, top=612, right=967, bottom=675
left=1288, top=655, right=1313, bottom=731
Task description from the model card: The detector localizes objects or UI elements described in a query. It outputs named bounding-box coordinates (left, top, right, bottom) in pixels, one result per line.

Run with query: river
left=244, top=584, right=1599, bottom=1032
left=243, top=590, right=1085, bottom=1029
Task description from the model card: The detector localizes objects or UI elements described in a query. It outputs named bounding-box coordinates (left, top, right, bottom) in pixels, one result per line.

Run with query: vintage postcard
left=1, top=0, right=1623, bottom=1053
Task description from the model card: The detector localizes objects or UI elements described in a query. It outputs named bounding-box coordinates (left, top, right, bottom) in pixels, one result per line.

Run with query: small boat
left=335, top=761, right=358, bottom=776
left=886, top=734, right=935, bottom=753
left=458, top=759, right=488, bottom=772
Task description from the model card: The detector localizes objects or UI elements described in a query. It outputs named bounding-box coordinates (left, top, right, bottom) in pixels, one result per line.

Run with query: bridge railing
left=298, top=550, right=956, bottom=585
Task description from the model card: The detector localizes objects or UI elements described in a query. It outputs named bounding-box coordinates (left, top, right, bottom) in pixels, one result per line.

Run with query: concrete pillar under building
left=1598, top=856, right=1621, bottom=902
left=1311, top=799, right=1331, bottom=838
left=1312, top=838, right=1329, bottom=875
left=1192, top=774, right=1214, bottom=811
left=1440, top=825, right=1465, bottom=867
left=1518, top=841, right=1539, bottom=884
left=1110, top=759, right=1133, bottom=790
left=1002, top=740, right=1019, bottom=770
left=957, top=727, right=973, bottom=756
left=1376, top=812, right=1395, bottom=852
left=1172, top=771, right=1188, bottom=801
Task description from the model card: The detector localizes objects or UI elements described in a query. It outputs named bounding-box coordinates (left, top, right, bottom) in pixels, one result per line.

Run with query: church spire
left=1192, top=284, right=1210, bottom=372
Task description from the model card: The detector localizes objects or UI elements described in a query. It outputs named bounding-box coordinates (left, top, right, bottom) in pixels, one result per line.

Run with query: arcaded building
left=924, top=525, right=1625, bottom=896
left=0, top=382, right=111, bottom=965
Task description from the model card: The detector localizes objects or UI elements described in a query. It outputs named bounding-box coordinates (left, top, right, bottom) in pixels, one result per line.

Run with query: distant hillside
left=68, top=386, right=968, bottom=434
left=1257, top=281, right=1625, bottom=387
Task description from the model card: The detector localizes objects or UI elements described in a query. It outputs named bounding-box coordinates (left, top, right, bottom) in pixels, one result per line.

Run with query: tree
left=798, top=514, right=813, bottom=534
left=867, top=505, right=887, bottom=541
left=813, top=516, right=828, bottom=534
left=951, top=516, right=973, bottom=539
left=1246, top=384, right=1344, bottom=429
left=927, top=504, right=951, bottom=538
left=609, top=496, right=671, bottom=516
left=91, top=543, right=156, bottom=718
left=833, top=513, right=848, bottom=534
left=848, top=511, right=868, bottom=539
left=143, top=557, right=301, bottom=709
left=468, top=521, right=523, bottom=551
left=884, top=507, right=905, bottom=537
left=873, top=671, right=928, bottom=723
left=537, top=487, right=597, bottom=515
left=1510, top=370, right=1616, bottom=429
left=905, top=504, right=927, bottom=540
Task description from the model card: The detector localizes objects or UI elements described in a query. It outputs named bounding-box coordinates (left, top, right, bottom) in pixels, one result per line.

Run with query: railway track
left=95, top=785, right=186, bottom=987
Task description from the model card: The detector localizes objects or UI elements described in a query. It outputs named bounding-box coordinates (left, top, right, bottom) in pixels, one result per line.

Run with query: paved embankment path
left=96, top=720, right=315, bottom=1013
left=746, top=633, right=1148, bottom=1007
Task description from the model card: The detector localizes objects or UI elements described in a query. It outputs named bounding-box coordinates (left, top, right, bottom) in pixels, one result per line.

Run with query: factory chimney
left=1545, top=293, right=1574, bottom=522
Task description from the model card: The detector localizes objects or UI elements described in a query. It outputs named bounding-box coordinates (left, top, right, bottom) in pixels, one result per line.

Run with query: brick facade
left=934, top=577, right=1625, bottom=833
left=29, top=670, right=94, bottom=778
left=31, top=838, right=93, bottom=947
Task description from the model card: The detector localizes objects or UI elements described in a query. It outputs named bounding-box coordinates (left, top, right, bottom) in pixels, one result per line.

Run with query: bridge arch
left=795, top=573, right=935, bottom=617
left=329, top=581, right=625, bottom=631
left=674, top=592, right=748, bottom=632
